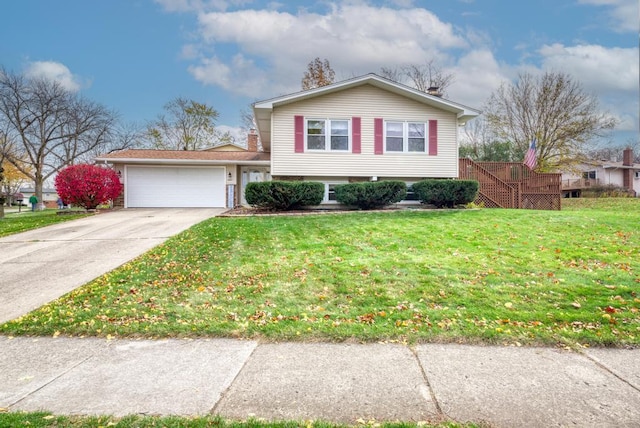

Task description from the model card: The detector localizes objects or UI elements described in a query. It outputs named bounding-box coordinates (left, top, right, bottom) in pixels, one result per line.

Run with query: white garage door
left=126, top=166, right=226, bottom=208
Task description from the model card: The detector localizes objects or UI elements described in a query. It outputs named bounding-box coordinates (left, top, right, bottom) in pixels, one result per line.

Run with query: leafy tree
left=301, top=58, right=335, bottom=90
left=459, top=118, right=519, bottom=162
left=0, top=68, right=116, bottom=204
left=1, top=157, right=30, bottom=205
left=147, top=97, right=219, bottom=150
left=484, top=71, right=617, bottom=171
left=54, top=164, right=122, bottom=210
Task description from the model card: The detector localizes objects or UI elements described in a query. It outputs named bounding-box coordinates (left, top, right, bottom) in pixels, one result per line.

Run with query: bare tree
left=484, top=71, right=617, bottom=171
left=379, top=60, right=454, bottom=97
left=0, top=68, right=117, bottom=203
left=379, top=66, right=403, bottom=83
left=585, top=139, right=640, bottom=162
left=403, top=60, right=454, bottom=96
left=147, top=97, right=219, bottom=150
left=301, top=58, right=335, bottom=90
left=459, top=118, right=519, bottom=162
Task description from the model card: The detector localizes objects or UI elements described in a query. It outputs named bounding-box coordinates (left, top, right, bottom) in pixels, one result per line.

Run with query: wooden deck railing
left=561, top=178, right=600, bottom=190
left=458, top=159, right=562, bottom=210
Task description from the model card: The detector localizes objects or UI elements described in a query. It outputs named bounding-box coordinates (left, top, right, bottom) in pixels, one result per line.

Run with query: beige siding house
left=561, top=148, right=640, bottom=197
left=97, top=74, right=480, bottom=208
left=253, top=73, right=480, bottom=203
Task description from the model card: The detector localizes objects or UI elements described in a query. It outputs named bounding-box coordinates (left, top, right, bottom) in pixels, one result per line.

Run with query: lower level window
left=323, top=183, right=346, bottom=203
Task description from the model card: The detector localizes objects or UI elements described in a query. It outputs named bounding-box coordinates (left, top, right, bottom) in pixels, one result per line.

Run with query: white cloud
left=539, top=43, right=639, bottom=93
left=188, top=54, right=273, bottom=96
left=24, top=61, right=85, bottom=92
left=154, top=0, right=249, bottom=13
left=578, top=0, right=639, bottom=32
left=180, top=44, right=200, bottom=60
left=448, top=49, right=506, bottom=110
left=190, top=3, right=467, bottom=97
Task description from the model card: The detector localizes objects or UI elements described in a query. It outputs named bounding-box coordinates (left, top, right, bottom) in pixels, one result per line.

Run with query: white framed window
left=582, top=170, right=596, bottom=180
left=322, top=182, right=347, bottom=203
left=306, top=119, right=350, bottom=151
left=385, top=121, right=427, bottom=153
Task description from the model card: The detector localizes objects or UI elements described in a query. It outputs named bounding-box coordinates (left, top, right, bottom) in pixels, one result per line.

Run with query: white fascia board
left=95, top=158, right=270, bottom=166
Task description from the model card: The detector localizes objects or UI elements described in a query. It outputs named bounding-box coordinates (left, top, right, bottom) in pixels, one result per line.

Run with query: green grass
left=0, top=209, right=89, bottom=237
left=0, top=412, right=477, bottom=428
left=1, top=199, right=638, bottom=347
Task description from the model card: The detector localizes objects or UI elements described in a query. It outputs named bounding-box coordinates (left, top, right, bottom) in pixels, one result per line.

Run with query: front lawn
left=0, top=209, right=89, bottom=237
left=2, top=199, right=638, bottom=347
left=0, top=412, right=476, bottom=428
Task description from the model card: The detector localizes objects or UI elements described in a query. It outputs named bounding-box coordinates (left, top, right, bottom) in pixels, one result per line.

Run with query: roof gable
left=253, top=73, right=481, bottom=148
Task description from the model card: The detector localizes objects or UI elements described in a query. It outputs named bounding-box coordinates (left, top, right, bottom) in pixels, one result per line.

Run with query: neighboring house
left=96, top=74, right=480, bottom=208
left=20, top=187, right=60, bottom=209
left=561, top=148, right=640, bottom=197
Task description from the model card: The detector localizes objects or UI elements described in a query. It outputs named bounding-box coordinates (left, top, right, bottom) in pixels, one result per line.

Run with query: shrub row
left=581, top=184, right=635, bottom=198
left=411, top=179, right=479, bottom=208
left=334, top=180, right=407, bottom=210
left=245, top=181, right=324, bottom=210
left=245, top=179, right=479, bottom=210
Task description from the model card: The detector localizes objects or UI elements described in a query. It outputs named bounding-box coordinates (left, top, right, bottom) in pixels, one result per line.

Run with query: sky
left=1, top=0, right=638, bottom=147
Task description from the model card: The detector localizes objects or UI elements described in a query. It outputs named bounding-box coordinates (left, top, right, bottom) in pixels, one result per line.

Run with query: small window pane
left=331, top=120, right=348, bottom=136
left=308, top=120, right=325, bottom=135
left=327, top=184, right=337, bottom=201
left=387, top=137, right=403, bottom=152
left=408, top=138, right=425, bottom=152
left=308, top=136, right=325, bottom=150
left=331, top=136, right=348, bottom=151
left=405, top=190, right=419, bottom=201
left=408, top=123, right=425, bottom=138
left=386, top=122, right=403, bottom=137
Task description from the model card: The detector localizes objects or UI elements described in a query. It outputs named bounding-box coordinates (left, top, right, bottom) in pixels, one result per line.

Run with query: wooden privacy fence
left=459, top=159, right=562, bottom=210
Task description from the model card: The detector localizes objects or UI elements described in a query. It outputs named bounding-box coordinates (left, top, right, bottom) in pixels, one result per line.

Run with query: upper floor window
left=385, top=121, right=427, bottom=153
left=582, top=170, right=596, bottom=180
left=306, top=119, right=350, bottom=151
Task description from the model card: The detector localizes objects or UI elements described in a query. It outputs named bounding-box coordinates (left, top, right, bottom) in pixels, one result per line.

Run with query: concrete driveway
left=0, top=208, right=224, bottom=324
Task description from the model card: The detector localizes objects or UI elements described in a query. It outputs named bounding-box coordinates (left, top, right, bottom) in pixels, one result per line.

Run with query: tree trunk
left=35, top=171, right=43, bottom=210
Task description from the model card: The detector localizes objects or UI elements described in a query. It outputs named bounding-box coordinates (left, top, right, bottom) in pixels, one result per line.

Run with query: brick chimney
left=247, top=128, right=258, bottom=152
left=622, top=148, right=634, bottom=192
left=623, top=148, right=633, bottom=166
left=427, top=86, right=442, bottom=97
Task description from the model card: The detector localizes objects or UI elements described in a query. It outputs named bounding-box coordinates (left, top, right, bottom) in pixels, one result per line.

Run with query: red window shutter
left=352, top=117, right=361, bottom=154
left=294, top=115, right=304, bottom=153
left=374, top=118, right=383, bottom=155
left=428, top=120, right=438, bottom=155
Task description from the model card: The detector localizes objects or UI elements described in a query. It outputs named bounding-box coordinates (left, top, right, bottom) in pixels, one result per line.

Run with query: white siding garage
left=126, top=166, right=226, bottom=208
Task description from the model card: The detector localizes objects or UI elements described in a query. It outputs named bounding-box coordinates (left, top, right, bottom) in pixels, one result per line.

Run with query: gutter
left=95, top=158, right=271, bottom=166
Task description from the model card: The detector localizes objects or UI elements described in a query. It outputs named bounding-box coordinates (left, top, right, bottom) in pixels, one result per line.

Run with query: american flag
left=523, top=139, right=537, bottom=170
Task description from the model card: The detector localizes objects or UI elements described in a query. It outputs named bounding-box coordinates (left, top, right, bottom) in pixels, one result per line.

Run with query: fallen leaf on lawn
left=571, top=302, right=581, bottom=309
left=504, top=302, right=513, bottom=309
left=604, top=306, right=617, bottom=313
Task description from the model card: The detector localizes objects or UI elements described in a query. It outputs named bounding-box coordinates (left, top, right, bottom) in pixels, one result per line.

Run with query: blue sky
left=1, top=0, right=638, bottom=146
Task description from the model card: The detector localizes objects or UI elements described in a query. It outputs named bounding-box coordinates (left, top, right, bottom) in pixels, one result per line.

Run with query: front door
left=241, top=167, right=271, bottom=205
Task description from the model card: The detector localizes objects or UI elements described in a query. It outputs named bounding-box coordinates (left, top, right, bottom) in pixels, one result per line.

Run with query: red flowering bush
left=55, top=164, right=122, bottom=210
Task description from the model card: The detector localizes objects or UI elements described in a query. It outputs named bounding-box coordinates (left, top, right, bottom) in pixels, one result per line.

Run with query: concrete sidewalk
left=1, top=336, right=638, bottom=427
